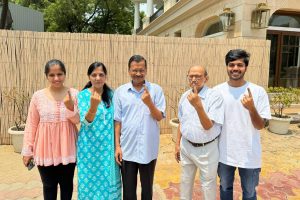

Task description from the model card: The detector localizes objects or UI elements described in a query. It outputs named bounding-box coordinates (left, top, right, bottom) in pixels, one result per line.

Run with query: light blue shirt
left=113, top=81, right=166, bottom=164
left=179, top=86, right=224, bottom=143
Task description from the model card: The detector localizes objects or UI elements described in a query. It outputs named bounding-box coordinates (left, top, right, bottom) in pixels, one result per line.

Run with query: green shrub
left=267, top=87, right=298, bottom=118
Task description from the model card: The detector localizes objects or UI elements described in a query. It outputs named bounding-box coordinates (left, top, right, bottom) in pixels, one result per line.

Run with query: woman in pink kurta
left=22, top=59, right=78, bottom=200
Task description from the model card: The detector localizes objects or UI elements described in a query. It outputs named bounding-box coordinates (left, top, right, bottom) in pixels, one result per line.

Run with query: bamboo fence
left=0, top=30, right=270, bottom=144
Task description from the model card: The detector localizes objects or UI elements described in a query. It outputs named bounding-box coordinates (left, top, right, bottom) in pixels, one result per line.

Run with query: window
left=269, top=14, right=300, bottom=28
left=174, top=30, right=181, bottom=37
left=203, top=21, right=223, bottom=36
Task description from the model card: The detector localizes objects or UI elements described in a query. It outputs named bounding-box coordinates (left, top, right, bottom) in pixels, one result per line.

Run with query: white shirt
left=113, top=81, right=166, bottom=164
left=178, top=86, right=224, bottom=143
left=214, top=82, right=271, bottom=168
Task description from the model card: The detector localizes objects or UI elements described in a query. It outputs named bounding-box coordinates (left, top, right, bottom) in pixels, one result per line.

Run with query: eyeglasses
left=187, top=75, right=204, bottom=82
left=228, top=63, right=245, bottom=67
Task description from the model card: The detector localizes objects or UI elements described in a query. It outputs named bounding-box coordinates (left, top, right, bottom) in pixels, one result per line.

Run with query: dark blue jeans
left=218, top=162, right=261, bottom=200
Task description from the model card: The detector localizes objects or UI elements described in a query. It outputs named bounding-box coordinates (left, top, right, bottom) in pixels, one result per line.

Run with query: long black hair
left=83, top=62, right=112, bottom=108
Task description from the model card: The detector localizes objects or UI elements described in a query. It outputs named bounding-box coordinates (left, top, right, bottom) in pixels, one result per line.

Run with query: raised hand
left=90, top=91, right=102, bottom=111
left=64, top=90, right=74, bottom=111
left=241, top=88, right=255, bottom=111
left=141, top=85, right=152, bottom=106
left=187, top=86, right=202, bottom=108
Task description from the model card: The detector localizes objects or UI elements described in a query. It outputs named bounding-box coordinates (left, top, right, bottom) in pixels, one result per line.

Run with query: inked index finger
left=247, top=88, right=252, bottom=97
left=193, top=86, right=198, bottom=94
left=143, top=84, right=149, bottom=92
left=67, top=90, right=72, bottom=99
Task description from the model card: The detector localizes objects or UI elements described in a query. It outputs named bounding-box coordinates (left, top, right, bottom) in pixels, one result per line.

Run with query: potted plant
left=291, top=87, right=300, bottom=106
left=291, top=88, right=300, bottom=128
left=166, top=87, right=187, bottom=142
left=4, top=88, right=30, bottom=153
left=267, top=87, right=298, bottom=134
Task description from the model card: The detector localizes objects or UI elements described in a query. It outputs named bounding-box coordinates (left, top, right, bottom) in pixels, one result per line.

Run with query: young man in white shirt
left=175, top=66, right=224, bottom=200
left=214, top=49, right=271, bottom=200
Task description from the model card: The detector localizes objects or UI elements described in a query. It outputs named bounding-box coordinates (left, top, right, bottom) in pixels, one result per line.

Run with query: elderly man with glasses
left=175, top=65, right=224, bottom=200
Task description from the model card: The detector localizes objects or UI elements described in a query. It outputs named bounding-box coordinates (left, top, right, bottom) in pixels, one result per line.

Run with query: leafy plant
left=165, top=87, right=188, bottom=123
left=291, top=88, right=300, bottom=103
left=11, top=0, right=134, bottom=34
left=3, top=88, right=30, bottom=131
left=267, top=87, right=298, bottom=118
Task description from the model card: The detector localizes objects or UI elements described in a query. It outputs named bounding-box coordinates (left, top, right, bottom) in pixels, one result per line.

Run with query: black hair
left=128, top=55, right=147, bottom=70
left=83, top=62, right=113, bottom=108
left=225, top=49, right=250, bottom=66
left=44, top=59, right=66, bottom=75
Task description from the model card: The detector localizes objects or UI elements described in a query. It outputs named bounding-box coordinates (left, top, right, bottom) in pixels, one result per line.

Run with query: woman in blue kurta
left=76, top=62, right=121, bottom=200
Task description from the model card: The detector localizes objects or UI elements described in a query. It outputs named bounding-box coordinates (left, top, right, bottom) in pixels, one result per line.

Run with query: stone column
left=134, top=1, right=140, bottom=30
left=147, top=0, right=154, bottom=17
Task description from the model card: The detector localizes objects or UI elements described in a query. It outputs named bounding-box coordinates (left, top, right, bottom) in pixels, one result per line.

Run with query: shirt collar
left=190, top=85, right=208, bottom=99
left=127, top=80, right=150, bottom=93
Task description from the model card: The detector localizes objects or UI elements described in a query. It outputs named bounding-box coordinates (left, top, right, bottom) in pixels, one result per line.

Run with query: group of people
left=21, top=49, right=271, bottom=200
left=175, top=49, right=271, bottom=200
left=21, top=55, right=164, bottom=200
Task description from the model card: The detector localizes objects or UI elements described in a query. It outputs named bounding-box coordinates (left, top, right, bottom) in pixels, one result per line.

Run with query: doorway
left=267, top=30, right=300, bottom=87
left=267, top=11, right=300, bottom=87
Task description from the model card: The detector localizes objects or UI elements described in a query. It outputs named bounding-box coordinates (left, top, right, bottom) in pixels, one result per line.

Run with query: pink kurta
left=21, top=88, right=79, bottom=166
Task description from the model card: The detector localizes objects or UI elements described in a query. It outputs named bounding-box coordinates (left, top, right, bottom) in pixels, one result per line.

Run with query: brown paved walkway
left=1, top=124, right=300, bottom=199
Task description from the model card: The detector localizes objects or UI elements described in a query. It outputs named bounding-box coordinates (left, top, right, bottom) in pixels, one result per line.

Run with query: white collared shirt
left=179, top=86, right=224, bottom=143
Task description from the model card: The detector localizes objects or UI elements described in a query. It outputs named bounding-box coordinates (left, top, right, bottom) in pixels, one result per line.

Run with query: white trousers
left=180, top=137, right=219, bottom=200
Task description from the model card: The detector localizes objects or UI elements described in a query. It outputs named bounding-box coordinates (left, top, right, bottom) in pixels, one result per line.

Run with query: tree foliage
left=267, top=87, right=299, bottom=118
left=0, top=0, right=9, bottom=29
left=10, top=0, right=134, bottom=34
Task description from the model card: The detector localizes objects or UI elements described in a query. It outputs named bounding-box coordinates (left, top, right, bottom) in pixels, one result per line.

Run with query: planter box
left=8, top=126, right=24, bottom=153
left=269, top=116, right=292, bottom=135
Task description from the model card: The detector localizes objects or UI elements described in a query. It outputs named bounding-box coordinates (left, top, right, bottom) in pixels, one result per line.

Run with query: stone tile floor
left=1, top=125, right=300, bottom=200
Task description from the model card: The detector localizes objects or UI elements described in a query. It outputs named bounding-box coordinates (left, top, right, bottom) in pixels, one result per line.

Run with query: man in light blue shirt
left=114, top=55, right=166, bottom=200
left=175, top=66, right=224, bottom=200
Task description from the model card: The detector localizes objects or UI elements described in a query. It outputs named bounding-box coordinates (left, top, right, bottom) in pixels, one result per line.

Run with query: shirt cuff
left=208, top=113, right=223, bottom=125
left=66, top=108, right=77, bottom=119
left=21, top=146, right=33, bottom=157
left=114, top=117, right=121, bottom=122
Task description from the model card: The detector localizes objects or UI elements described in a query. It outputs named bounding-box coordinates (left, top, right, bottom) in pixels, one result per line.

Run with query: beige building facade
left=133, top=0, right=300, bottom=88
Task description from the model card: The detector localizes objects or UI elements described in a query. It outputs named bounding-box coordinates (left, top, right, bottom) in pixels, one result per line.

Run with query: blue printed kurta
left=77, top=89, right=121, bottom=200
